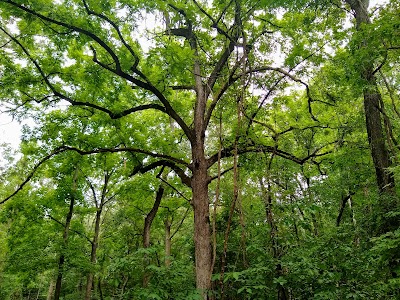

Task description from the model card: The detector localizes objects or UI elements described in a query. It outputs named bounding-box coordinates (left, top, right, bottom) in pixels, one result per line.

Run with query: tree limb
left=207, top=141, right=335, bottom=168
left=48, top=214, right=93, bottom=245
left=81, top=0, right=146, bottom=79
left=61, top=146, right=190, bottom=169
left=2, top=0, right=194, bottom=143
left=0, top=147, right=68, bottom=205
left=131, top=160, right=192, bottom=187
left=208, top=166, right=235, bottom=183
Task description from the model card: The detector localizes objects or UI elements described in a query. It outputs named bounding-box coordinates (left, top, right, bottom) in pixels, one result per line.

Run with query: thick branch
left=61, top=146, right=190, bottom=169
left=170, top=85, right=196, bottom=90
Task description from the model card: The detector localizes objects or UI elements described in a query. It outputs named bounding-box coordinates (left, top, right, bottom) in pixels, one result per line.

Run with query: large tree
left=0, top=0, right=349, bottom=297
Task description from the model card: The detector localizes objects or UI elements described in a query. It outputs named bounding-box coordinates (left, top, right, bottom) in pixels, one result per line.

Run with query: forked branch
left=1, top=0, right=194, bottom=142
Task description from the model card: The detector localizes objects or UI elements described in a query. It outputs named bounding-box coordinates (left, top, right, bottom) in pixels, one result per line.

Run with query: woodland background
left=0, top=0, right=399, bottom=299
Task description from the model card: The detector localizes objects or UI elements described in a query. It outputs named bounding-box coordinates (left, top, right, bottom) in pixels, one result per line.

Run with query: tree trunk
left=54, top=195, right=75, bottom=300
left=336, top=192, right=355, bottom=226
left=345, top=0, right=399, bottom=277
left=142, top=186, right=164, bottom=287
left=165, top=218, right=172, bottom=267
left=85, top=208, right=102, bottom=300
left=143, top=186, right=164, bottom=248
left=192, top=143, right=212, bottom=299
left=364, top=89, right=395, bottom=195
left=191, top=24, right=213, bottom=295
left=98, top=278, right=104, bottom=300
left=47, top=279, right=55, bottom=300
left=345, top=0, right=395, bottom=197
left=259, top=177, right=289, bottom=300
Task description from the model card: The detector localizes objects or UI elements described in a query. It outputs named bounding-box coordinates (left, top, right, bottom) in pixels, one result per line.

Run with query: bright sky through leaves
left=0, top=0, right=389, bottom=149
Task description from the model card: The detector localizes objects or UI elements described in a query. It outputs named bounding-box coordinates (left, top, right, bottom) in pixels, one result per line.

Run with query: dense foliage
left=0, top=0, right=399, bottom=299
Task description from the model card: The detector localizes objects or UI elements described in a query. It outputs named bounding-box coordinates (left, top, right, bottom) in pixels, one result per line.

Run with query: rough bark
left=345, top=0, right=395, bottom=196
left=345, top=0, right=399, bottom=276
left=192, top=143, right=212, bottom=299
left=191, top=16, right=213, bottom=294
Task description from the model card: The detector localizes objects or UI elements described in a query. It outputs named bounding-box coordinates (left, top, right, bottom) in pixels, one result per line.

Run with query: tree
left=0, top=1, right=335, bottom=297
left=344, top=0, right=398, bottom=223
left=4, top=0, right=396, bottom=298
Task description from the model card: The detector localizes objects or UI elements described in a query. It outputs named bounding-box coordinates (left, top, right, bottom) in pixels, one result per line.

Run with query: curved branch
left=61, top=146, right=190, bottom=169
left=3, top=0, right=122, bottom=71
left=207, top=144, right=302, bottom=167
left=131, top=160, right=192, bottom=187
left=207, top=141, right=335, bottom=168
left=88, top=49, right=194, bottom=141
left=245, top=44, right=327, bottom=130
left=1, top=26, right=169, bottom=121
left=81, top=0, right=149, bottom=80
left=245, top=66, right=320, bottom=121
left=2, top=0, right=194, bottom=143
left=0, top=147, right=67, bottom=205
left=208, top=166, right=234, bottom=183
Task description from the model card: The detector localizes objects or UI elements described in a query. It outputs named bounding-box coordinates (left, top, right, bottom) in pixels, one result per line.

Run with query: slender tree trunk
left=54, top=195, right=75, bottom=300
left=98, top=278, right=104, bottom=300
left=47, top=279, right=55, bottom=300
left=259, top=175, right=289, bottom=300
left=85, top=208, right=102, bottom=300
left=142, top=186, right=164, bottom=287
left=336, top=192, right=355, bottom=226
left=143, top=186, right=164, bottom=248
left=165, top=218, right=172, bottom=267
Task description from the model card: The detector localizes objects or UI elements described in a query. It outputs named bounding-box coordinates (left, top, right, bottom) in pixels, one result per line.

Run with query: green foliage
left=0, top=0, right=400, bottom=299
